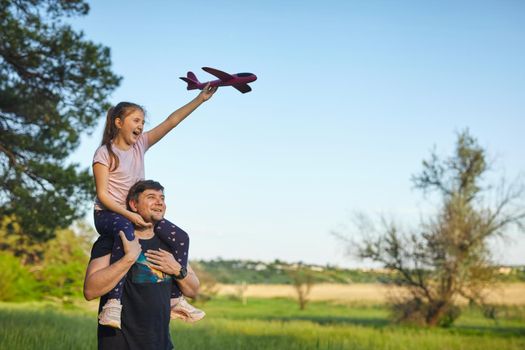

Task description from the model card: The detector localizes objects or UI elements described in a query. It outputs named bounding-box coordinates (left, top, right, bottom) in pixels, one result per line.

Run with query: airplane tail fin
left=179, top=71, right=200, bottom=90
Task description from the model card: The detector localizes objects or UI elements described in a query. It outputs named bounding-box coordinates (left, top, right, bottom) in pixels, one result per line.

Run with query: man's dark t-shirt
left=91, top=234, right=174, bottom=350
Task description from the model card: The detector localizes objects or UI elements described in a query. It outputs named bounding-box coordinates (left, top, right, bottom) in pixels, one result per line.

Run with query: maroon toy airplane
left=180, top=67, right=257, bottom=94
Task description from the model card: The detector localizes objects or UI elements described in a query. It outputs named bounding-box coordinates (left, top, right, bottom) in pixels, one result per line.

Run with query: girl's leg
left=155, top=219, right=205, bottom=323
left=94, top=210, right=135, bottom=300
left=154, top=219, right=189, bottom=298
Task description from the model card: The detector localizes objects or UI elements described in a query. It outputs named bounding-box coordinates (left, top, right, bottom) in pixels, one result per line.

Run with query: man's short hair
left=126, top=180, right=165, bottom=210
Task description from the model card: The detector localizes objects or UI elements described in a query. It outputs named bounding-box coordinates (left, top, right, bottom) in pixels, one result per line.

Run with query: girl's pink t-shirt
left=92, top=133, right=150, bottom=210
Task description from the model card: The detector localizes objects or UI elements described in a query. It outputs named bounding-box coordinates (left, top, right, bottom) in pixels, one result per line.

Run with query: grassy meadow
left=1, top=288, right=525, bottom=350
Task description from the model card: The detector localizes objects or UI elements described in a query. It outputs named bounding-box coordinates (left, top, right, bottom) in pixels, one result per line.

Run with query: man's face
left=130, top=189, right=166, bottom=223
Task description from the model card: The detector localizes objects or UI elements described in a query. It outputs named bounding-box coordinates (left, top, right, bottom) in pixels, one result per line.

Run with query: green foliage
left=0, top=253, right=40, bottom=301
left=0, top=216, right=47, bottom=264
left=195, top=258, right=396, bottom=284
left=196, top=258, right=524, bottom=285
left=36, top=226, right=93, bottom=298
left=0, top=0, right=120, bottom=243
left=0, top=221, right=94, bottom=301
left=196, top=259, right=292, bottom=284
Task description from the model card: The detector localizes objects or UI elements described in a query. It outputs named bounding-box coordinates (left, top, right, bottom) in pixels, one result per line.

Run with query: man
left=84, top=180, right=201, bottom=349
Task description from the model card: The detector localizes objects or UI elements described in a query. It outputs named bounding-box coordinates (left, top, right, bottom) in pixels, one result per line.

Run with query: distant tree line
left=194, top=258, right=525, bottom=285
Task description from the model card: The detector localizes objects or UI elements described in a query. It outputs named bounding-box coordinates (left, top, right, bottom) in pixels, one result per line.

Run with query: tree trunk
left=426, top=300, right=448, bottom=326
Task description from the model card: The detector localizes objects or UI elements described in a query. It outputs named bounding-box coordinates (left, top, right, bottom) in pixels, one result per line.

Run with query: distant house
left=498, top=266, right=513, bottom=275
left=254, top=263, right=267, bottom=271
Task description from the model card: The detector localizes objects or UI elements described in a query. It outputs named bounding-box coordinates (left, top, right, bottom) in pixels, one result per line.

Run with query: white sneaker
left=170, top=296, right=206, bottom=323
left=98, top=298, right=122, bottom=329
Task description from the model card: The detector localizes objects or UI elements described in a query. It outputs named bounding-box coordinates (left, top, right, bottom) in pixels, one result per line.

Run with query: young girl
left=93, top=85, right=217, bottom=329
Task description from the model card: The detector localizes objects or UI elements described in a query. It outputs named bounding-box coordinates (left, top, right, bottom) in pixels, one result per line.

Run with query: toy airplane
left=180, top=67, right=257, bottom=94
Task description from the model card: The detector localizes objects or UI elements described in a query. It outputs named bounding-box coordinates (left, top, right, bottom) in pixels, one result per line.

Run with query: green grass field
left=1, top=298, right=524, bottom=349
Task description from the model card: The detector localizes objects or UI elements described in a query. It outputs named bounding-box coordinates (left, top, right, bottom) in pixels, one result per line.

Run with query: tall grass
left=1, top=298, right=524, bottom=350
left=174, top=318, right=525, bottom=350
left=0, top=303, right=95, bottom=350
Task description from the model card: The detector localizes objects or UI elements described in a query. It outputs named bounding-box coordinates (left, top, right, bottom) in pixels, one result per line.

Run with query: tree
left=235, top=281, right=248, bottom=305
left=36, top=222, right=95, bottom=299
left=345, top=131, right=525, bottom=326
left=0, top=0, right=120, bottom=248
left=0, top=251, right=39, bottom=301
left=0, top=219, right=95, bottom=301
left=287, top=263, right=316, bottom=310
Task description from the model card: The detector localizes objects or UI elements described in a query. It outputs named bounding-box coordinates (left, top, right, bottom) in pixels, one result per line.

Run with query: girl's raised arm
left=147, top=85, right=217, bottom=148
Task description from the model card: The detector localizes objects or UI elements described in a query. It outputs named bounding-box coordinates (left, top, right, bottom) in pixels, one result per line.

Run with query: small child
left=92, top=85, right=217, bottom=329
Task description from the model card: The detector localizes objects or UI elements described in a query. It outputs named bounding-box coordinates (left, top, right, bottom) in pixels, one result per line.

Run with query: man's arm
left=83, top=232, right=141, bottom=301
left=175, top=264, right=200, bottom=298
left=145, top=249, right=201, bottom=298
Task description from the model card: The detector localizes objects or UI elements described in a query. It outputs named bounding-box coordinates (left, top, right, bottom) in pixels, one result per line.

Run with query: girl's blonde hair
left=101, top=102, right=144, bottom=171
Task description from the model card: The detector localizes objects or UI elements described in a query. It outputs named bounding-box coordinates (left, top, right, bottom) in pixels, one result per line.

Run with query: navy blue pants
left=94, top=210, right=189, bottom=299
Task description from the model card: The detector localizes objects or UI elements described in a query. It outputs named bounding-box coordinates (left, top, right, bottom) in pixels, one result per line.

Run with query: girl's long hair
left=101, top=102, right=144, bottom=171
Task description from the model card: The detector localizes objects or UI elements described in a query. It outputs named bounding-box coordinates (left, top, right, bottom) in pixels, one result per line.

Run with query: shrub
left=0, top=252, right=40, bottom=301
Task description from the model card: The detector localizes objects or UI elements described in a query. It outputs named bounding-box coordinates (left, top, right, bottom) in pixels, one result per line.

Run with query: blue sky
left=70, top=0, right=525, bottom=267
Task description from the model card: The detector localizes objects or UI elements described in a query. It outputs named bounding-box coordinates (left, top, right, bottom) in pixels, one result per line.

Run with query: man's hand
left=144, top=250, right=201, bottom=298
left=144, top=248, right=182, bottom=276
left=120, top=231, right=141, bottom=263
left=84, top=233, right=141, bottom=301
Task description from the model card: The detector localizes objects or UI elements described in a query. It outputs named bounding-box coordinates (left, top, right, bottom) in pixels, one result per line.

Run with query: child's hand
left=129, top=212, right=153, bottom=229
left=198, top=83, right=218, bottom=102
left=120, top=231, right=141, bottom=263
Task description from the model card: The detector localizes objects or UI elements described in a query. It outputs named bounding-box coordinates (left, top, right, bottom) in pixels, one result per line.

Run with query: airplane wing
left=202, top=67, right=234, bottom=81
left=232, top=84, right=252, bottom=94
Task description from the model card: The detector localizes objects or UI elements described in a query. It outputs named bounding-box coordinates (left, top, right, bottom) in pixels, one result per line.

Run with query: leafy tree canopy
left=0, top=0, right=121, bottom=243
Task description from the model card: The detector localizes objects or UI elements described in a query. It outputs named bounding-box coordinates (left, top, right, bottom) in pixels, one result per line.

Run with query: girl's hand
left=128, top=212, right=153, bottom=229
left=198, top=83, right=218, bottom=102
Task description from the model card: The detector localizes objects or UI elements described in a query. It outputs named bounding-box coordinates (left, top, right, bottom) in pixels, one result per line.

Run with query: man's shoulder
left=90, top=234, right=114, bottom=260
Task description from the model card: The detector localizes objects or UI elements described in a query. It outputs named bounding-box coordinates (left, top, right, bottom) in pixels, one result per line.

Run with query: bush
left=391, top=298, right=461, bottom=327
left=0, top=252, right=40, bottom=301
left=35, top=228, right=91, bottom=299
